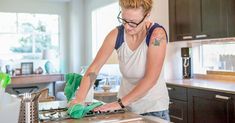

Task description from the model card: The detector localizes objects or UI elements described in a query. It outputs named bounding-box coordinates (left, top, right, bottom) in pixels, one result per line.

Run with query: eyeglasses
left=117, top=11, right=147, bottom=28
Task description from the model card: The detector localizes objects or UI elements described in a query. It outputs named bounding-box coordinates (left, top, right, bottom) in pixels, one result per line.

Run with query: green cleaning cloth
left=67, top=102, right=103, bottom=119
left=64, top=73, right=83, bottom=101
left=0, top=73, right=11, bottom=89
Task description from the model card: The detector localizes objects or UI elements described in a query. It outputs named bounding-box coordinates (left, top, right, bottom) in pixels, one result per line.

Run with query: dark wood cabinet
left=167, top=83, right=235, bottom=123
left=188, top=89, right=235, bottom=123
left=169, top=0, right=233, bottom=42
left=169, top=0, right=195, bottom=41
left=169, top=99, right=188, bottom=123
left=200, top=0, right=227, bottom=39
left=228, top=0, right=235, bottom=37
left=167, top=84, right=188, bottom=123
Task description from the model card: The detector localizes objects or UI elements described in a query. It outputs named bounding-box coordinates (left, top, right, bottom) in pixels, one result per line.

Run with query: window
left=0, top=12, right=60, bottom=71
left=192, top=41, right=235, bottom=74
left=91, top=2, right=119, bottom=58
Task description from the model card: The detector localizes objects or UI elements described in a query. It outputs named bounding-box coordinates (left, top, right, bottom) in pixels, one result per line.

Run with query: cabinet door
left=228, top=0, right=235, bottom=37
left=188, top=89, right=235, bottom=123
left=167, top=84, right=187, bottom=101
left=169, top=99, right=188, bottom=123
left=199, top=0, right=227, bottom=39
left=169, top=0, right=197, bottom=41
left=169, top=0, right=229, bottom=41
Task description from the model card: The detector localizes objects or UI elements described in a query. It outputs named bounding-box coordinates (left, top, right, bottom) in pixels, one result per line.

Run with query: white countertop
left=166, top=79, right=235, bottom=94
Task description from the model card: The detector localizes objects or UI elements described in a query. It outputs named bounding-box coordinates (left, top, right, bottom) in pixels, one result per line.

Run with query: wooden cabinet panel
left=188, top=89, right=235, bottom=123
left=169, top=0, right=194, bottom=41
left=174, top=0, right=192, bottom=39
left=228, top=0, right=235, bottom=37
left=167, top=84, right=188, bottom=123
left=200, top=0, right=227, bottom=38
left=169, top=0, right=233, bottom=42
left=167, top=84, right=187, bottom=101
left=169, top=99, right=188, bottom=123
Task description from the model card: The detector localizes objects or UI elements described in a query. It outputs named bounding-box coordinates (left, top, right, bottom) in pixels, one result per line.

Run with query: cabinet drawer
left=167, top=84, right=187, bottom=101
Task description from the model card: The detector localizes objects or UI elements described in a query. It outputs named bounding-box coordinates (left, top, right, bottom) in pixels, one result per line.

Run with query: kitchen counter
left=38, top=101, right=169, bottom=123
left=166, top=79, right=235, bottom=94
left=46, top=112, right=169, bottom=123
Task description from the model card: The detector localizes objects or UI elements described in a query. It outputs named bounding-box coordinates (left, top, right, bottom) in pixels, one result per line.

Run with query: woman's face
left=120, top=8, right=147, bottom=35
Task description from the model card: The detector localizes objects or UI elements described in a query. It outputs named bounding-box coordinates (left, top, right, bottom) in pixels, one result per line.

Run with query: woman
left=69, top=0, right=170, bottom=121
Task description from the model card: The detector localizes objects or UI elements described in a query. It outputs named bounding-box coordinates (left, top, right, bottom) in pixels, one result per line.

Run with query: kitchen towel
left=64, top=73, right=82, bottom=101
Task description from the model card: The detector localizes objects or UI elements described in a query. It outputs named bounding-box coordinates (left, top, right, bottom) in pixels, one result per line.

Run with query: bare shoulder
left=99, top=27, right=119, bottom=50
left=103, top=27, right=119, bottom=45
left=106, top=27, right=119, bottom=40
left=149, top=27, right=167, bottom=47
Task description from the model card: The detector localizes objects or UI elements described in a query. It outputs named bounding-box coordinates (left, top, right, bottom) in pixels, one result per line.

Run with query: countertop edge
left=166, top=79, right=235, bottom=95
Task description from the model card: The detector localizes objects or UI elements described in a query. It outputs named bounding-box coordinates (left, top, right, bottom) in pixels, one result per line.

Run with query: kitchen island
left=46, top=112, right=168, bottom=123
left=38, top=101, right=169, bottom=123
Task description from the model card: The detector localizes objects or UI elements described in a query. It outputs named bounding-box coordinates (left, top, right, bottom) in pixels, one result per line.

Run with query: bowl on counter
left=101, top=85, right=111, bottom=92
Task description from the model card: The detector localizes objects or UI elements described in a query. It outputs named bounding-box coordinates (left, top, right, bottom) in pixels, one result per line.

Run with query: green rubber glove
left=67, top=102, right=103, bottom=119
left=64, top=73, right=83, bottom=101
left=83, top=102, right=103, bottom=114
left=0, top=73, right=11, bottom=89
left=67, top=104, right=85, bottom=119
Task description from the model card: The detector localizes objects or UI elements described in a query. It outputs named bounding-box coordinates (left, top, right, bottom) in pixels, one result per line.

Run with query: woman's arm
left=69, top=28, right=118, bottom=106
left=121, top=27, right=167, bottom=106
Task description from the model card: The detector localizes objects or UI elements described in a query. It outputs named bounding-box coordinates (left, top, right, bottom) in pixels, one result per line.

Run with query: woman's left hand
left=93, top=102, right=121, bottom=112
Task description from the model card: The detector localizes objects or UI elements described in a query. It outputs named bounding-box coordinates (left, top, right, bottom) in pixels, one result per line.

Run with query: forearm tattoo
left=87, top=72, right=97, bottom=88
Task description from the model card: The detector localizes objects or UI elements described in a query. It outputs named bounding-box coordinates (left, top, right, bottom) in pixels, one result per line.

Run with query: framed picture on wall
left=21, top=62, right=33, bottom=75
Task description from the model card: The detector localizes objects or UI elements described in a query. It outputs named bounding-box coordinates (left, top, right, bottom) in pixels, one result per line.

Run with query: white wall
left=0, top=0, right=70, bottom=73
left=84, top=0, right=118, bottom=65
left=150, top=0, right=169, bottom=35
left=68, top=0, right=86, bottom=73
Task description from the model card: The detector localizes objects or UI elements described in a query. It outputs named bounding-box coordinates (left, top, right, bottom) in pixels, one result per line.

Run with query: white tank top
left=116, top=25, right=169, bottom=114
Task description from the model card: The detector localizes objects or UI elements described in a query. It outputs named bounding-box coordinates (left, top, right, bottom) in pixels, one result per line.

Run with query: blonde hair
left=119, top=0, right=153, bottom=14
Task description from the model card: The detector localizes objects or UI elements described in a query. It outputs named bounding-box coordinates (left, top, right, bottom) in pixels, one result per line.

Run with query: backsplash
left=164, top=37, right=235, bottom=80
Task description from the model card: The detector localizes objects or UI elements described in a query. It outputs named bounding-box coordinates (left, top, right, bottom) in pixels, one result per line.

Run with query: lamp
left=42, top=49, right=55, bottom=74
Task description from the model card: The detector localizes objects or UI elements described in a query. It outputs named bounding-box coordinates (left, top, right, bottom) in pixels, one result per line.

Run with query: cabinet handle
left=167, top=87, right=174, bottom=91
left=215, top=95, right=231, bottom=100
left=195, top=34, right=207, bottom=38
left=182, top=36, right=193, bottom=40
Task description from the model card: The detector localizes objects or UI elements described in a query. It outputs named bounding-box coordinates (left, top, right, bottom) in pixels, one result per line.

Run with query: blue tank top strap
left=115, top=23, right=168, bottom=49
left=115, top=25, right=125, bottom=50
left=146, top=23, right=168, bottom=46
